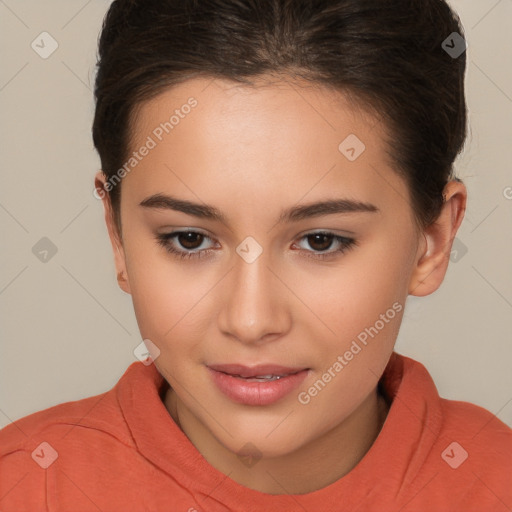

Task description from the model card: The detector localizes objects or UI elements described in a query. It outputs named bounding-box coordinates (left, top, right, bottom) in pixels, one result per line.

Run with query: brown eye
left=294, top=232, right=357, bottom=261
left=177, top=232, right=204, bottom=250
left=155, top=230, right=216, bottom=260
left=306, top=233, right=334, bottom=251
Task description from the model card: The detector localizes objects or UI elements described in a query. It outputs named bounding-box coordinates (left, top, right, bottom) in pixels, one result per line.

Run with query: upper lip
left=207, top=363, right=308, bottom=378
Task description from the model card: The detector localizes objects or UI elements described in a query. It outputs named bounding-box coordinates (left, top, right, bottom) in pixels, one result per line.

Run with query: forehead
left=122, top=76, right=406, bottom=219
left=131, top=75, right=383, bottom=151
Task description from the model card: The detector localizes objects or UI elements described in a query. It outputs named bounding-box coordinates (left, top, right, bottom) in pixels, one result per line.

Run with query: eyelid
left=295, top=227, right=356, bottom=238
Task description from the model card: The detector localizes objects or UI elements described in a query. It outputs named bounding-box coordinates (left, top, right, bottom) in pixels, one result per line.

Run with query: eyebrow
left=139, top=193, right=379, bottom=224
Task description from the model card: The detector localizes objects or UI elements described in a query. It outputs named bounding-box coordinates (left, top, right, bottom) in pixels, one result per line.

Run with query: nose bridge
left=217, top=244, right=288, bottom=344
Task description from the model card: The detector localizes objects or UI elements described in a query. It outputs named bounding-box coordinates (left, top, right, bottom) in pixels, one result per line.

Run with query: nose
left=217, top=248, right=291, bottom=345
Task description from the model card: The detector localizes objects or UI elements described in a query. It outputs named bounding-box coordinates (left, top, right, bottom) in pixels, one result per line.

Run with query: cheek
left=301, top=238, right=409, bottom=333
left=124, top=237, right=213, bottom=346
left=294, top=281, right=403, bottom=430
left=293, top=238, right=408, bottom=391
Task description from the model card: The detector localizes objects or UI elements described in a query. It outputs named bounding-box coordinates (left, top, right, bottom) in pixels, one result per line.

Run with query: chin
left=212, top=419, right=309, bottom=459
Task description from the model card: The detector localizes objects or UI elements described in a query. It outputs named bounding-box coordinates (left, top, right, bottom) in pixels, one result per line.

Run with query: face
left=98, top=76, right=432, bottom=461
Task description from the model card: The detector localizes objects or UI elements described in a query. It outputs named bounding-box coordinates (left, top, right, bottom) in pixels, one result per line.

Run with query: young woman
left=1, top=0, right=511, bottom=510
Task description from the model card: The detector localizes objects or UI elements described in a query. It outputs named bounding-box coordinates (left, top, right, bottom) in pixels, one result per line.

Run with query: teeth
left=236, top=374, right=284, bottom=381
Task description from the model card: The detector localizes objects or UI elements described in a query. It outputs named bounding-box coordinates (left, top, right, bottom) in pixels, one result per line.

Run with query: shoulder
left=427, top=391, right=512, bottom=509
left=0, top=362, right=148, bottom=456
left=392, top=354, right=512, bottom=508
left=0, top=379, right=136, bottom=510
left=0, top=387, right=135, bottom=470
left=0, top=389, right=130, bottom=455
left=438, top=396, right=512, bottom=458
left=400, top=353, right=512, bottom=462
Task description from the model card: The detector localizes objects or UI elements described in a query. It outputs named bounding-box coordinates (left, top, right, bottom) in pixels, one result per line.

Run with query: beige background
left=1, top=0, right=511, bottom=430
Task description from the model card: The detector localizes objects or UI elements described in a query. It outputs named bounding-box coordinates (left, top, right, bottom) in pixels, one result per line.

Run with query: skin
left=95, top=75, right=466, bottom=494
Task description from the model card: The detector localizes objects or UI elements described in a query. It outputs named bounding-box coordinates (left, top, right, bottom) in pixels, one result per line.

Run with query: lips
left=207, top=363, right=310, bottom=406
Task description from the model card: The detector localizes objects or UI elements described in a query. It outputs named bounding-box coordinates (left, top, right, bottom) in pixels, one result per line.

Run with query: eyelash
left=155, top=230, right=357, bottom=261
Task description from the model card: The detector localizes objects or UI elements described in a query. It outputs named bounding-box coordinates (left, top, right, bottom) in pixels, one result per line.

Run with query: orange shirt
left=1, top=351, right=511, bottom=511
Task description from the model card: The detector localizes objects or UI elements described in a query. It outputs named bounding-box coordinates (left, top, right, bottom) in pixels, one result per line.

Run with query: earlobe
left=408, top=227, right=448, bottom=297
left=94, top=170, right=132, bottom=295
left=408, top=180, right=467, bottom=297
left=114, top=244, right=131, bottom=295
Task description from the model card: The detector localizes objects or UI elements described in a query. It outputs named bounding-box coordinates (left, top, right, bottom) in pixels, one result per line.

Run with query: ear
left=408, top=180, right=467, bottom=297
left=94, top=171, right=131, bottom=295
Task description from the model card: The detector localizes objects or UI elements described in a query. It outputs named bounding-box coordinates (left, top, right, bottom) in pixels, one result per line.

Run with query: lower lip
left=208, top=367, right=309, bottom=406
